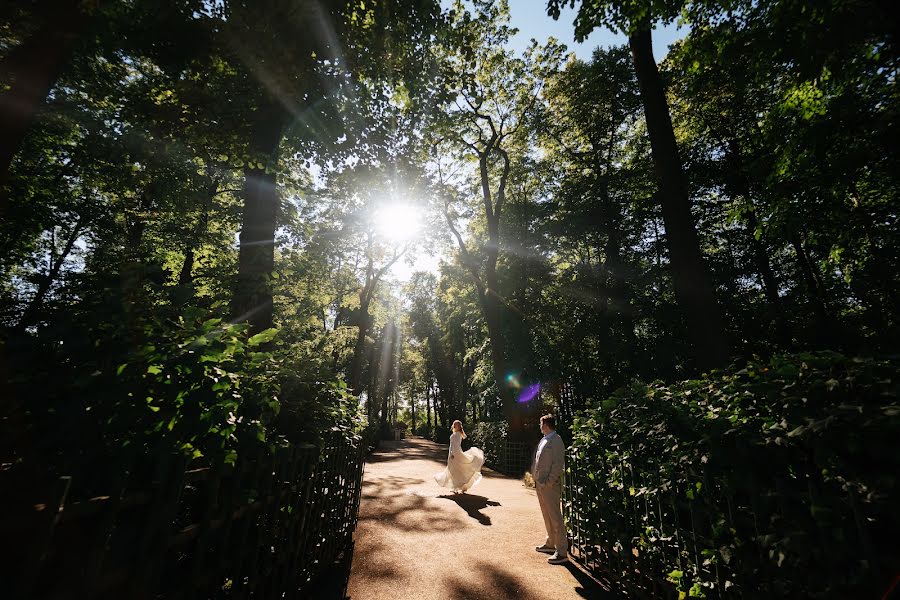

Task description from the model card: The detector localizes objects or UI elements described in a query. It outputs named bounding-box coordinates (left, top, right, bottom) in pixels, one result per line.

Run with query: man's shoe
left=547, top=552, right=569, bottom=565
left=535, top=544, right=555, bottom=554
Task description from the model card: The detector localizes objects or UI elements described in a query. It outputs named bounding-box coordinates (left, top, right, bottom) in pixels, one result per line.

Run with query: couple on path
left=433, top=415, right=569, bottom=565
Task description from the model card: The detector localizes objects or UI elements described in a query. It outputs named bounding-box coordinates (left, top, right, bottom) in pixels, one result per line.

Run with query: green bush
left=428, top=424, right=452, bottom=443
left=3, top=302, right=362, bottom=497
left=566, top=352, right=899, bottom=598
left=468, top=421, right=508, bottom=463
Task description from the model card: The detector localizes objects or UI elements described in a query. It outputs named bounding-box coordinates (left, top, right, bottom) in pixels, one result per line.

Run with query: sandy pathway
left=344, top=436, right=614, bottom=600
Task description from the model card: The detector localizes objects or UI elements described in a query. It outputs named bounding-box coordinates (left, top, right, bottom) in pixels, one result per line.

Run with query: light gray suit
left=533, top=431, right=567, bottom=555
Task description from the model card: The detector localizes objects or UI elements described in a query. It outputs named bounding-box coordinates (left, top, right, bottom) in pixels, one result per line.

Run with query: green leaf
left=248, top=328, right=278, bottom=347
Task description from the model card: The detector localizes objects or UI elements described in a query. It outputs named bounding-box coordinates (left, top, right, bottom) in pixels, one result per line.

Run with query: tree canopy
left=1, top=4, right=897, bottom=593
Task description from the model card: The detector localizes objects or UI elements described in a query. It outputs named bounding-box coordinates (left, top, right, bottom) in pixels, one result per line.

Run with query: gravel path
left=344, top=436, right=613, bottom=600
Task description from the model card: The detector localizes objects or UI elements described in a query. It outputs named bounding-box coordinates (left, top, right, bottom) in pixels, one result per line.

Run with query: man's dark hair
left=540, top=414, right=555, bottom=429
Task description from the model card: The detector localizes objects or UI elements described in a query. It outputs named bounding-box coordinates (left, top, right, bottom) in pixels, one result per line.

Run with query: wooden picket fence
left=1, top=435, right=365, bottom=600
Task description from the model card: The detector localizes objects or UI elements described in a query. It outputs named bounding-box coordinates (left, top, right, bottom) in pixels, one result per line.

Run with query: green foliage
left=567, top=352, right=899, bottom=597
left=2, top=6, right=898, bottom=595
left=468, top=420, right=509, bottom=462
left=114, top=312, right=281, bottom=463
left=547, top=0, right=688, bottom=38
left=3, top=303, right=279, bottom=490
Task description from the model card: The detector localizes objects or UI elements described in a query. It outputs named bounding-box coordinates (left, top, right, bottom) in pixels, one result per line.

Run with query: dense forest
left=1, top=0, right=898, bottom=598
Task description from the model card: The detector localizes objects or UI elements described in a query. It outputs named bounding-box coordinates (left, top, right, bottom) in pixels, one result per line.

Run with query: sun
left=374, top=202, right=423, bottom=243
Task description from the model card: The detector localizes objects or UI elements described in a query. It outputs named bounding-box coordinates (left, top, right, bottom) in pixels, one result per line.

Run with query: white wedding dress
left=434, top=431, right=484, bottom=492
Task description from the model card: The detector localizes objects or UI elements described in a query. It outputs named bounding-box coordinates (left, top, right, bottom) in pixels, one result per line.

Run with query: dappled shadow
left=345, top=538, right=401, bottom=585
left=443, top=562, right=540, bottom=600
left=358, top=475, right=466, bottom=533
left=444, top=560, right=617, bottom=600
left=361, top=475, right=425, bottom=500
left=364, top=437, right=448, bottom=464
left=437, top=493, right=501, bottom=526
left=563, top=561, right=620, bottom=599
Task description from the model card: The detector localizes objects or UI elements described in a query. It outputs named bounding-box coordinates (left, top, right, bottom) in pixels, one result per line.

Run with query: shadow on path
left=349, top=436, right=619, bottom=600
left=563, top=561, right=619, bottom=599
left=443, top=562, right=540, bottom=600
left=365, top=438, right=447, bottom=464
left=438, top=493, right=501, bottom=526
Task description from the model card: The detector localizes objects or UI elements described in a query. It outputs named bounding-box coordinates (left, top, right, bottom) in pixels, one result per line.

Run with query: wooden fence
left=2, top=435, right=365, bottom=600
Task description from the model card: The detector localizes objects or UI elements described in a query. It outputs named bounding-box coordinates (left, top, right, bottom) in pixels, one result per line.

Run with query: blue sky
left=442, top=0, right=688, bottom=62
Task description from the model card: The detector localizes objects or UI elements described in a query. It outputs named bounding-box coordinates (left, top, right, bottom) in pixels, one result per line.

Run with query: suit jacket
left=533, top=432, right=565, bottom=487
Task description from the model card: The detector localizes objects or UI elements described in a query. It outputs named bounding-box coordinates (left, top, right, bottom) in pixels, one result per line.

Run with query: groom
left=533, top=414, right=568, bottom=565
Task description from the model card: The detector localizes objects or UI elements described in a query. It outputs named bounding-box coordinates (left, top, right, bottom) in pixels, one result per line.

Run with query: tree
left=0, top=0, right=100, bottom=212
left=534, top=46, right=647, bottom=390
left=432, top=0, right=563, bottom=435
left=548, top=0, right=731, bottom=371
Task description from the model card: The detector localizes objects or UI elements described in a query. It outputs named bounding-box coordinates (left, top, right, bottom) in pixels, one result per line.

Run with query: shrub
left=3, top=303, right=362, bottom=498
left=566, top=352, right=899, bottom=598
left=469, top=420, right=509, bottom=461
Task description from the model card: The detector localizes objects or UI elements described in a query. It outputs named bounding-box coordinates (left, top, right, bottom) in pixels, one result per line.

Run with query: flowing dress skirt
left=434, top=446, right=485, bottom=492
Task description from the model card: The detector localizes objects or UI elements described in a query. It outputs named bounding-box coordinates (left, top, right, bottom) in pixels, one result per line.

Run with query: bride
left=434, top=420, right=485, bottom=493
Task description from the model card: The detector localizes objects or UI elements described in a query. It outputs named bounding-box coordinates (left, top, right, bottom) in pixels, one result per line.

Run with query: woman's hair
left=452, top=419, right=467, bottom=439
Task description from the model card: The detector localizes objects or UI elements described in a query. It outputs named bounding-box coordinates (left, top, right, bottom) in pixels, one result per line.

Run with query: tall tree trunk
left=426, top=376, right=432, bottom=433
left=367, top=340, right=379, bottom=422
left=604, top=224, right=639, bottom=371
left=411, top=383, right=417, bottom=433
left=178, top=248, right=195, bottom=287
left=16, top=217, right=84, bottom=329
left=745, top=208, right=781, bottom=309
left=378, top=323, right=396, bottom=430
left=179, top=177, right=218, bottom=288
left=629, top=26, right=730, bottom=371
left=791, top=234, right=832, bottom=330
left=433, top=382, right=443, bottom=430
left=0, top=0, right=90, bottom=216
left=479, top=285, right=513, bottom=411
left=350, top=295, right=372, bottom=395
left=723, top=140, right=787, bottom=342
left=232, top=100, right=286, bottom=335
left=349, top=246, right=403, bottom=395
left=594, top=167, right=638, bottom=368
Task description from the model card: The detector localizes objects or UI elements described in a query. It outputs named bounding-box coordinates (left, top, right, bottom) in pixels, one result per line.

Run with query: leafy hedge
left=566, top=352, right=899, bottom=598
left=419, top=423, right=451, bottom=443
left=2, top=304, right=363, bottom=499
left=468, top=420, right=531, bottom=476
left=468, top=421, right=510, bottom=460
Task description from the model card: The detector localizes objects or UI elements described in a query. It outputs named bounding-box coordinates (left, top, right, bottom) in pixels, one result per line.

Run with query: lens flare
left=517, top=383, right=541, bottom=404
